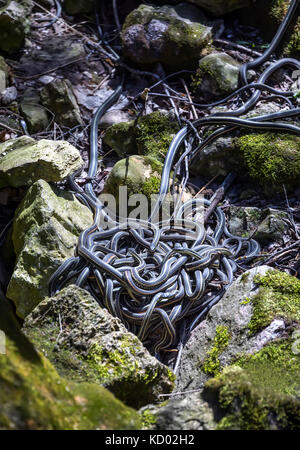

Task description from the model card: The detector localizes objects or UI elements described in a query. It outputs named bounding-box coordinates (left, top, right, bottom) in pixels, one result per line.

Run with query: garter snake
left=49, top=0, right=300, bottom=363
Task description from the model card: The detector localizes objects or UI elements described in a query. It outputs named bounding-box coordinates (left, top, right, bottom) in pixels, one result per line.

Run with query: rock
left=155, top=267, right=300, bottom=430
left=0, top=299, right=141, bottom=430
left=191, top=52, right=241, bottom=100
left=103, top=155, right=163, bottom=209
left=239, top=133, right=300, bottom=193
left=228, top=206, right=290, bottom=244
left=0, top=56, right=9, bottom=93
left=99, top=109, right=134, bottom=129
left=191, top=131, right=300, bottom=194
left=23, top=285, right=175, bottom=409
left=0, top=136, right=84, bottom=188
left=122, top=3, right=212, bottom=70
left=41, top=79, right=83, bottom=128
left=19, top=89, right=49, bottom=133
left=6, top=180, right=92, bottom=318
left=156, top=0, right=251, bottom=17
left=103, top=111, right=179, bottom=160
left=0, top=86, right=17, bottom=105
left=15, top=36, right=86, bottom=78
left=0, top=0, right=33, bottom=54
left=62, top=0, right=94, bottom=15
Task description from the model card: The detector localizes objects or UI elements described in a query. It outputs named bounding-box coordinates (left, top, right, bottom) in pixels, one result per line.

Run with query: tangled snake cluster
left=49, top=0, right=300, bottom=365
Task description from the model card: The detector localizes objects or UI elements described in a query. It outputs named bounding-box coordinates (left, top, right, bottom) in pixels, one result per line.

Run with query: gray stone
left=0, top=136, right=84, bottom=188
left=192, top=52, right=241, bottom=100
left=23, top=285, right=175, bottom=408
left=154, top=266, right=300, bottom=430
left=0, top=0, right=33, bottom=54
left=0, top=86, right=17, bottom=105
left=19, top=89, right=49, bottom=133
left=6, top=180, right=93, bottom=318
left=99, top=109, right=134, bottom=129
left=16, top=36, right=85, bottom=78
left=228, top=206, right=290, bottom=243
left=41, top=79, right=83, bottom=127
left=122, top=3, right=212, bottom=70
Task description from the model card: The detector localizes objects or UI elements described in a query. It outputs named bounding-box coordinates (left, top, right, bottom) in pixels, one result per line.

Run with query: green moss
left=204, top=333, right=300, bottom=430
left=200, top=325, right=231, bottom=376
left=238, top=132, right=300, bottom=190
left=248, top=270, right=300, bottom=334
left=104, top=112, right=179, bottom=163
left=141, top=409, right=157, bottom=429
left=0, top=337, right=141, bottom=430
left=136, top=112, right=179, bottom=161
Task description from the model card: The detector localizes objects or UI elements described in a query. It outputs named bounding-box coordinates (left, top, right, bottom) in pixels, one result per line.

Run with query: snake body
left=49, top=0, right=300, bottom=363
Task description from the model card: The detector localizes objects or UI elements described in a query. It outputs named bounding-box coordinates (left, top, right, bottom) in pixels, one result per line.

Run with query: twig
left=112, top=0, right=121, bottom=33
left=214, top=38, right=263, bottom=57
left=181, top=78, right=198, bottom=120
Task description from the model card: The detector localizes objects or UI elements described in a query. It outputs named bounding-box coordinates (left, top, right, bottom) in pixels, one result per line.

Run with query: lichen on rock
left=6, top=180, right=92, bottom=318
left=0, top=0, right=33, bottom=54
left=0, top=136, right=84, bottom=188
left=191, top=52, right=241, bottom=100
left=103, top=111, right=179, bottom=161
left=40, top=79, right=83, bottom=128
left=23, top=285, right=175, bottom=409
left=0, top=300, right=141, bottom=430
left=122, top=3, right=212, bottom=70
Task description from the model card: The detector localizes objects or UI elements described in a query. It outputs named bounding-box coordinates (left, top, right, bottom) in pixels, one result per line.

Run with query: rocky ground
left=0, top=0, right=300, bottom=430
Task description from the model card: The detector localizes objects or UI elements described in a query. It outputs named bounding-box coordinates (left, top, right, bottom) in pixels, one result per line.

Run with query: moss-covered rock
left=238, top=132, right=300, bottom=192
left=122, top=3, right=212, bottom=70
left=103, top=155, right=163, bottom=209
left=0, top=300, right=141, bottom=430
left=19, top=89, right=49, bottom=134
left=0, top=0, right=33, bottom=54
left=103, top=111, right=179, bottom=161
left=0, top=136, right=83, bottom=188
left=154, top=267, right=300, bottom=430
left=228, top=206, right=289, bottom=243
left=191, top=52, right=241, bottom=100
left=204, top=335, right=300, bottom=430
left=6, top=180, right=92, bottom=318
left=62, top=0, right=94, bottom=15
left=23, top=285, right=175, bottom=409
left=191, top=131, right=300, bottom=194
left=248, top=270, right=300, bottom=335
left=40, top=79, right=83, bottom=128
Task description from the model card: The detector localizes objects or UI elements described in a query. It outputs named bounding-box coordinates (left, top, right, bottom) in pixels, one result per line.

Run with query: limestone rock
left=192, top=52, right=241, bottom=100
left=228, top=206, right=290, bottom=244
left=40, top=79, right=83, bottom=127
left=6, top=180, right=93, bottom=318
left=103, top=111, right=179, bottom=161
left=20, top=89, right=49, bottom=133
left=0, top=0, right=33, bottom=54
left=122, top=3, right=212, bottom=70
left=0, top=136, right=84, bottom=188
left=23, top=285, right=175, bottom=409
left=155, top=267, right=300, bottom=430
left=0, top=299, right=141, bottom=430
left=103, top=155, right=163, bottom=207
